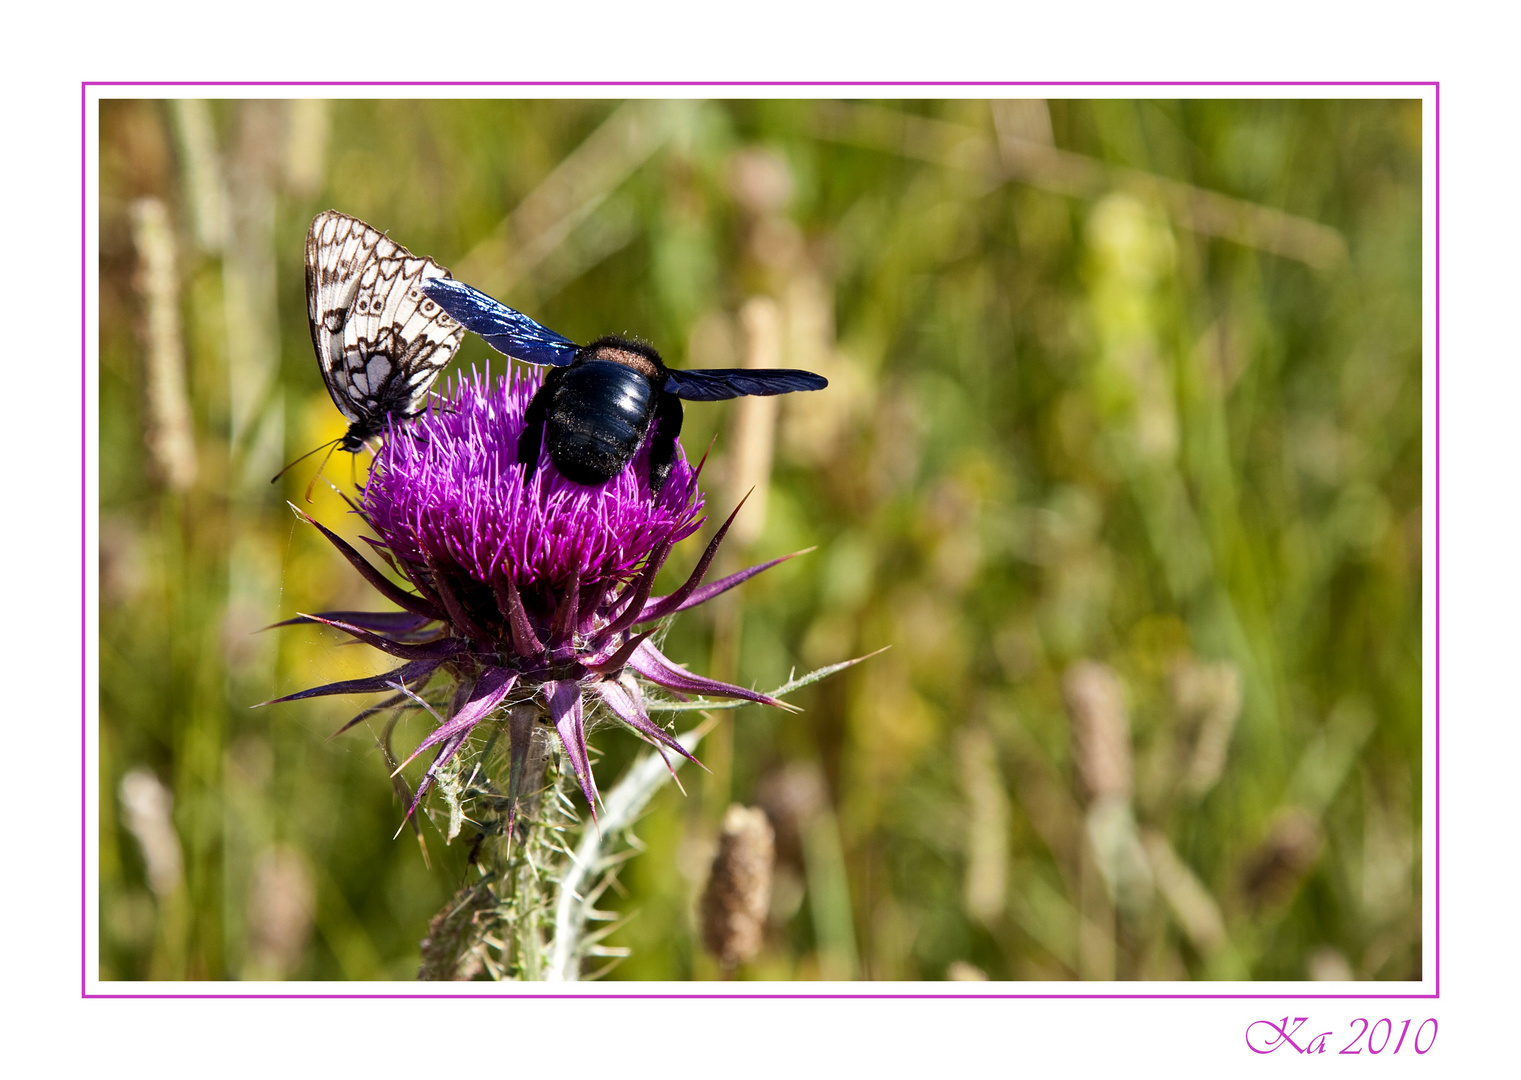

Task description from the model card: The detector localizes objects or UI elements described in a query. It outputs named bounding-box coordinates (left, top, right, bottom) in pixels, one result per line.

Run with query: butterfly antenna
left=302, top=440, right=343, bottom=504
left=270, top=437, right=342, bottom=486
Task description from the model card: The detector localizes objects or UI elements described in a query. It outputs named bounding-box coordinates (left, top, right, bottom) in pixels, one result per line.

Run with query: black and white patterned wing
left=305, top=211, right=463, bottom=446
left=306, top=211, right=399, bottom=423
left=337, top=252, right=463, bottom=438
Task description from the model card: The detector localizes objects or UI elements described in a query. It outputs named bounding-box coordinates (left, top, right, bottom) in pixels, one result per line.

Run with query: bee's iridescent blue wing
left=663, top=368, right=828, bottom=402
left=422, top=277, right=579, bottom=367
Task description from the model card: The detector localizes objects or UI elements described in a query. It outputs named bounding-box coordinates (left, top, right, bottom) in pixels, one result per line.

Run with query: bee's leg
left=648, top=392, right=684, bottom=492
left=516, top=377, right=556, bottom=468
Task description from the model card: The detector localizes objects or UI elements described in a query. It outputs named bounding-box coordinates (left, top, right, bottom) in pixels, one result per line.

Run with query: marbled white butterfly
left=305, top=210, right=464, bottom=452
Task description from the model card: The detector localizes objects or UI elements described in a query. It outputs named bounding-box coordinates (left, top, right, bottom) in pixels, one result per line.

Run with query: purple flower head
left=265, top=367, right=803, bottom=834
left=364, top=368, right=706, bottom=624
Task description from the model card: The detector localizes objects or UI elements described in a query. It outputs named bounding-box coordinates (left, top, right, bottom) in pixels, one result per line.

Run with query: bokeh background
left=97, top=97, right=1423, bottom=982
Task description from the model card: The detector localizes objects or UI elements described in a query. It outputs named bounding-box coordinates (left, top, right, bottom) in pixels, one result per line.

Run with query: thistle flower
left=265, top=366, right=801, bottom=832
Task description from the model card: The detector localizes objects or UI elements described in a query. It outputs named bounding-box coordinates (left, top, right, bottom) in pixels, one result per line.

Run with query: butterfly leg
left=648, top=392, right=684, bottom=492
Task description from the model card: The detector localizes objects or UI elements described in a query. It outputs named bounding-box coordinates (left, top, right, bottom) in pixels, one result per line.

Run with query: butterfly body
left=422, top=277, right=828, bottom=490
left=305, top=212, right=464, bottom=452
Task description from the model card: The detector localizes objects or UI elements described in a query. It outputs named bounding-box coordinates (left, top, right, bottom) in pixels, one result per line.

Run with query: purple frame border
left=80, top=80, right=1440, bottom=1001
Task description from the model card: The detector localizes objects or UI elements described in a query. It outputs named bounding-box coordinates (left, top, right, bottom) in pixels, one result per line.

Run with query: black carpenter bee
left=422, top=277, right=828, bottom=490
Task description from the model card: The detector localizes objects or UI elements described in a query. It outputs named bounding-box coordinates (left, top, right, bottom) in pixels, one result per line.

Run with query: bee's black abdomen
left=543, top=359, right=659, bottom=485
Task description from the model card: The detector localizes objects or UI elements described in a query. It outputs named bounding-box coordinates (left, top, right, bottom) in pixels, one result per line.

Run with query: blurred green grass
left=98, top=97, right=1422, bottom=982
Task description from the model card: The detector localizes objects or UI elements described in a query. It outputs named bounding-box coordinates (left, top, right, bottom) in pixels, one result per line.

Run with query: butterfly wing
left=305, top=211, right=463, bottom=441
left=338, top=254, right=463, bottom=433
left=422, top=277, right=579, bottom=368
left=307, top=211, right=401, bottom=425
left=662, top=367, right=829, bottom=402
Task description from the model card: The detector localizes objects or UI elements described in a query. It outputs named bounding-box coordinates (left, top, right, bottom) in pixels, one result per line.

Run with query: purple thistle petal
left=356, top=534, right=411, bottom=580
left=638, top=549, right=811, bottom=622
left=632, top=495, right=747, bottom=624
left=402, top=728, right=474, bottom=826
left=423, top=550, right=494, bottom=645
left=290, top=505, right=445, bottom=621
left=548, top=571, right=580, bottom=652
left=294, top=612, right=467, bottom=662
left=576, top=575, right=611, bottom=633
left=504, top=705, right=536, bottom=843
left=604, top=537, right=672, bottom=635
left=547, top=680, right=598, bottom=817
left=582, top=629, right=656, bottom=676
left=266, top=610, right=436, bottom=634
left=492, top=573, right=545, bottom=658
left=359, top=536, right=448, bottom=612
left=594, top=678, right=702, bottom=770
left=628, top=640, right=793, bottom=710
left=397, top=667, right=518, bottom=770
left=256, top=659, right=445, bottom=706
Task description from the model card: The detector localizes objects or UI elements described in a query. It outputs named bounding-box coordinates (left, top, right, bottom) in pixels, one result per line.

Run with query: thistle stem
left=547, top=725, right=706, bottom=981
left=419, top=710, right=705, bottom=981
